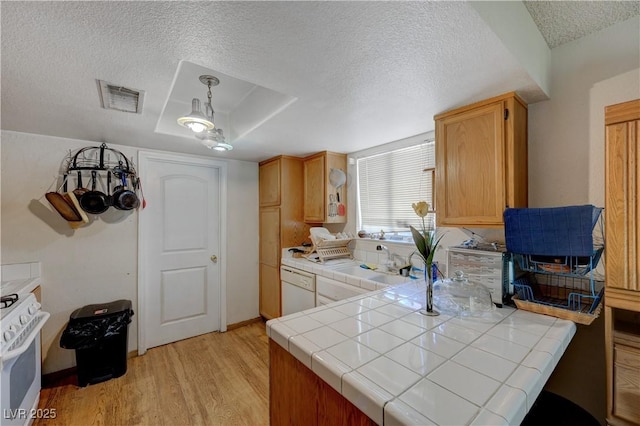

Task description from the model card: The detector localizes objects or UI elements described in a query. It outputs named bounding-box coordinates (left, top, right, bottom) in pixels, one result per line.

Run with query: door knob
left=210, top=255, right=218, bottom=263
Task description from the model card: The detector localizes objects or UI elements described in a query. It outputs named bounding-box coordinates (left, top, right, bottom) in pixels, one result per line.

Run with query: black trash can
left=521, top=390, right=600, bottom=426
left=60, top=299, right=134, bottom=387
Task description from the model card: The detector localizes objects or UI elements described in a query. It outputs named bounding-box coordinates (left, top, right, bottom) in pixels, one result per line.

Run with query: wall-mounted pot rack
left=65, top=143, right=137, bottom=178
left=46, top=143, right=144, bottom=228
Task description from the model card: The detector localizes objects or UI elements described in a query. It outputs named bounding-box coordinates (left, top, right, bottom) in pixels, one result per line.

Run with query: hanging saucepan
left=80, top=170, right=110, bottom=214
left=112, top=173, right=140, bottom=210
left=73, top=171, right=89, bottom=200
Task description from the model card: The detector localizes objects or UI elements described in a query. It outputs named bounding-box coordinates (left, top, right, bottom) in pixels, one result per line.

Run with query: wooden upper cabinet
left=605, top=99, right=640, bottom=306
left=303, top=151, right=347, bottom=224
left=304, top=154, right=325, bottom=222
left=435, top=92, right=528, bottom=228
left=259, top=158, right=281, bottom=207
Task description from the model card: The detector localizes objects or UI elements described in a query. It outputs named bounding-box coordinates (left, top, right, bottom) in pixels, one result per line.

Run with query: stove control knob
left=20, top=315, right=29, bottom=325
left=3, top=325, right=18, bottom=342
left=28, top=302, right=40, bottom=315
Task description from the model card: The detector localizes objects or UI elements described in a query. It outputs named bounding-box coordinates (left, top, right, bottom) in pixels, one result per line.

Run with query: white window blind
left=357, top=141, right=435, bottom=233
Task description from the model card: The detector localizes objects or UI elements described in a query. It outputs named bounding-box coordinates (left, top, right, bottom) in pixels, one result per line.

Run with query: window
left=357, top=140, right=435, bottom=236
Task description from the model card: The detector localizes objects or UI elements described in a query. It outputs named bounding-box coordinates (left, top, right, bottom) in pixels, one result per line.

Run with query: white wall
left=470, top=1, right=551, bottom=98
left=589, top=68, right=640, bottom=205
left=528, top=16, right=640, bottom=207
left=0, top=131, right=259, bottom=374
left=527, top=16, right=640, bottom=425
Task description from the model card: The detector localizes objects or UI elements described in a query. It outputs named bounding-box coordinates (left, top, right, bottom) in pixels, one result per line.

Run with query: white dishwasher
left=281, top=266, right=316, bottom=316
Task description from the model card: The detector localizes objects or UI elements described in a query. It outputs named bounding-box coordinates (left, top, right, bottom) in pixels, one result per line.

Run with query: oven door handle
left=2, top=311, right=50, bottom=361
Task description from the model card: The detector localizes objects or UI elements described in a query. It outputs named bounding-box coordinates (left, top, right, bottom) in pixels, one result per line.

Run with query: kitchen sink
left=367, top=274, right=411, bottom=285
left=331, top=263, right=411, bottom=286
left=333, top=265, right=379, bottom=279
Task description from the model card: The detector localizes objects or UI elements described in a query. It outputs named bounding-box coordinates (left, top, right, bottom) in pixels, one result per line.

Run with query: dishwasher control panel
left=281, top=267, right=315, bottom=291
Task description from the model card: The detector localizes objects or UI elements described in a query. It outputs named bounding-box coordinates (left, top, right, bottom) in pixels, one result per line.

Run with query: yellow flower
left=412, top=201, right=429, bottom=217
left=410, top=200, right=442, bottom=279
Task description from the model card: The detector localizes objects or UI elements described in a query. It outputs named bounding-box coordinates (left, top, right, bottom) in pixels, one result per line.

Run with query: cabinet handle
left=210, top=255, right=218, bottom=263
left=504, top=109, right=509, bottom=120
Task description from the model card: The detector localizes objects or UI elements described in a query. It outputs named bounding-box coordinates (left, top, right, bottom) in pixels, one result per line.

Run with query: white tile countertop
left=1, top=261, right=42, bottom=296
left=266, top=279, right=576, bottom=425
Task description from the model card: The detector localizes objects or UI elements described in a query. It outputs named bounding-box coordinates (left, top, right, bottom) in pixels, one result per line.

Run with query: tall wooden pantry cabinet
left=604, top=98, right=640, bottom=426
left=259, top=156, right=309, bottom=320
left=434, top=92, right=528, bottom=227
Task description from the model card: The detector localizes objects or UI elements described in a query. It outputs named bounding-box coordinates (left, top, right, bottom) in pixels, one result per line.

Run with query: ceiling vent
left=97, top=80, right=144, bottom=114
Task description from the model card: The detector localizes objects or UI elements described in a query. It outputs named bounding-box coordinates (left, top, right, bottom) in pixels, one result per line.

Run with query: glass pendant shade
left=177, top=98, right=215, bottom=133
left=196, top=128, right=232, bottom=151
left=212, top=142, right=233, bottom=151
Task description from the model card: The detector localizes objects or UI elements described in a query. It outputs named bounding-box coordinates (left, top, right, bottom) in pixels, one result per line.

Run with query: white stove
left=1, top=289, right=50, bottom=425
left=1, top=293, right=46, bottom=352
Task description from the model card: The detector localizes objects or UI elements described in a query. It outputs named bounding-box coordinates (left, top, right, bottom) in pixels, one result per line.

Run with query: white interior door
left=138, top=151, right=227, bottom=353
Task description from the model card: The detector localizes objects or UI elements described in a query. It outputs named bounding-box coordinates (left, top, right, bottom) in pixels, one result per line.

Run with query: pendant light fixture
left=177, top=75, right=219, bottom=133
left=178, top=75, right=233, bottom=152
left=197, top=128, right=233, bottom=151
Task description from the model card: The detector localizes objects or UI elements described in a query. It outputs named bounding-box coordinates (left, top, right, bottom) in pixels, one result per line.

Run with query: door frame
left=137, top=150, right=228, bottom=355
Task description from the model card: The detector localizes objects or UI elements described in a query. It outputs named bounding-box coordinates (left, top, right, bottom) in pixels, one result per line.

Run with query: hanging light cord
left=205, top=80, right=214, bottom=122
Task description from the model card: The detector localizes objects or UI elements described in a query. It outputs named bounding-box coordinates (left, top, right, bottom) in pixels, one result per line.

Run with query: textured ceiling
left=524, top=1, right=640, bottom=48
left=1, top=1, right=637, bottom=162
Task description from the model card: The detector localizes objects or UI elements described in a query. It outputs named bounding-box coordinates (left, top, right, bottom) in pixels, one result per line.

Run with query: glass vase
left=419, top=262, right=439, bottom=316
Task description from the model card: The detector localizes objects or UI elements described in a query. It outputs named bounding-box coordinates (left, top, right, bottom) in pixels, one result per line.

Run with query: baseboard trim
left=227, top=317, right=264, bottom=331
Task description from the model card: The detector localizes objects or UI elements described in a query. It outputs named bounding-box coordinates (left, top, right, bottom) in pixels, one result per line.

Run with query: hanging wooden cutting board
left=45, top=192, right=83, bottom=228
left=66, top=192, right=89, bottom=225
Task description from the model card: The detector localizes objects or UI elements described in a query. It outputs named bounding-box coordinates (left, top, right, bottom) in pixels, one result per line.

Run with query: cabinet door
left=436, top=101, right=505, bottom=227
left=613, top=342, right=640, bottom=423
left=260, top=207, right=280, bottom=267
left=316, top=276, right=369, bottom=302
left=304, top=155, right=326, bottom=222
left=260, top=263, right=280, bottom=319
left=605, top=119, right=639, bottom=293
left=260, top=207, right=281, bottom=319
left=260, top=159, right=281, bottom=207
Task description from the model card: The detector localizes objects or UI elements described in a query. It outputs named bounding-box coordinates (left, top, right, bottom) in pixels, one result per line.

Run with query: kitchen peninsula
left=267, top=280, right=576, bottom=425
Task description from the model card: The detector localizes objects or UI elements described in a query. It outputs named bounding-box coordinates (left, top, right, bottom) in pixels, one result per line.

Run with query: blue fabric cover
left=504, top=205, right=602, bottom=256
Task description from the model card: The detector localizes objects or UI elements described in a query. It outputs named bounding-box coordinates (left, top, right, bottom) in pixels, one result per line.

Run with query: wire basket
left=504, top=205, right=605, bottom=324
left=513, top=249, right=604, bottom=276
left=512, top=273, right=604, bottom=325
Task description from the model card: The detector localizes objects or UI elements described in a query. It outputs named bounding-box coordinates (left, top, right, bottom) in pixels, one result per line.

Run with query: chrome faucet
left=376, top=245, right=406, bottom=273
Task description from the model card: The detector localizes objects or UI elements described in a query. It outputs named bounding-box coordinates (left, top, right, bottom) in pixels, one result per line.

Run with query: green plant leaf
left=410, top=225, right=428, bottom=258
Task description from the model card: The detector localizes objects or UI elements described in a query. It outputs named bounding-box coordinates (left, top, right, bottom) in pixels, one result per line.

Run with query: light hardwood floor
left=36, top=321, right=269, bottom=426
